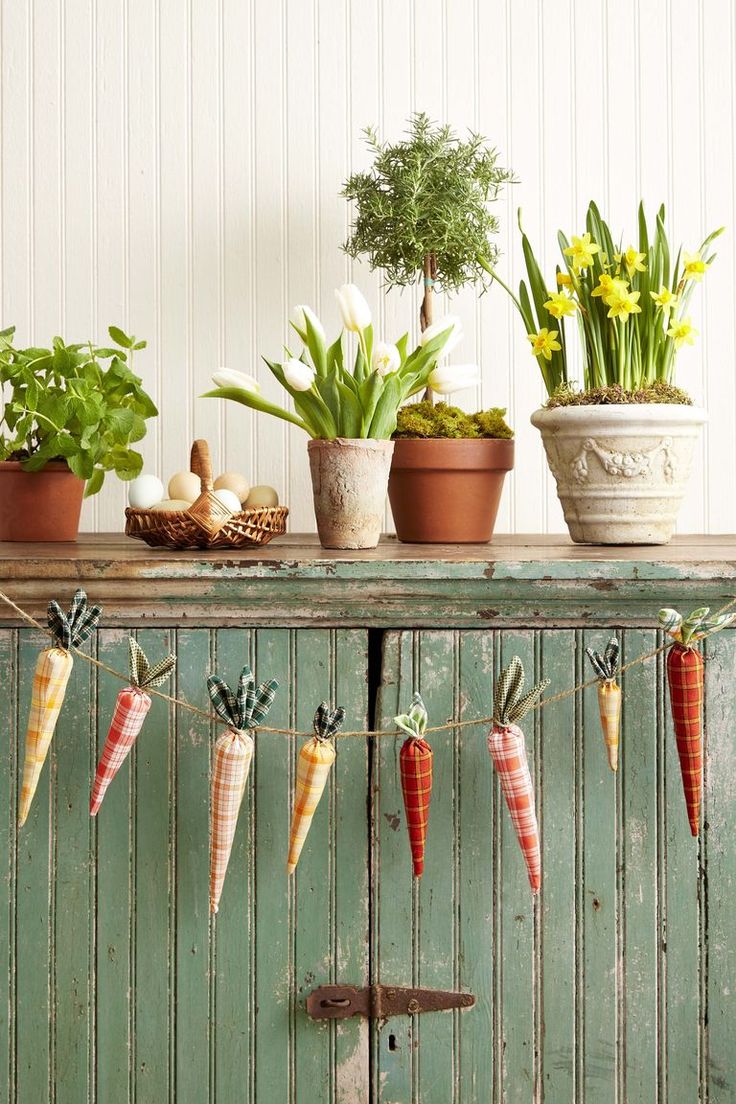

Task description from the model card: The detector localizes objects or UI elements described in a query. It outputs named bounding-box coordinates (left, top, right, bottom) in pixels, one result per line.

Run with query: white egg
left=152, top=498, right=191, bottom=512
left=245, top=485, right=279, bottom=508
left=214, top=472, right=250, bottom=504
left=128, top=474, right=164, bottom=510
left=168, top=471, right=201, bottom=503
left=212, top=488, right=242, bottom=513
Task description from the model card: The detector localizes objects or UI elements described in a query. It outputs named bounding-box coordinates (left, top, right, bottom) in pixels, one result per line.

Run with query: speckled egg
left=213, top=487, right=242, bottom=513
left=214, top=472, right=250, bottom=504
left=245, top=485, right=279, bottom=508
left=128, top=474, right=164, bottom=510
left=152, top=499, right=191, bottom=513
left=168, top=471, right=201, bottom=503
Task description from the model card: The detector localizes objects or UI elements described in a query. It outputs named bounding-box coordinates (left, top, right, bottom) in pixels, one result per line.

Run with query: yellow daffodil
left=622, top=246, right=647, bottom=278
left=563, top=232, right=600, bottom=273
left=682, top=251, right=709, bottom=281
left=650, top=285, right=679, bottom=311
left=527, top=328, right=562, bottom=361
left=543, top=292, right=577, bottom=319
left=591, top=273, right=617, bottom=300
left=556, top=271, right=573, bottom=289
left=667, top=316, right=698, bottom=348
left=606, top=285, right=642, bottom=322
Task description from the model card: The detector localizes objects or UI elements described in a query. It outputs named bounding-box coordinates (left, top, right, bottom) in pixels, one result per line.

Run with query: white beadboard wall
left=1, top=0, right=734, bottom=535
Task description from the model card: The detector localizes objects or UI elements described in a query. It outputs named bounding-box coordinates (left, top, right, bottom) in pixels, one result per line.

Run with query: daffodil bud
left=290, top=304, right=326, bottom=343
left=283, top=357, right=316, bottom=392
left=335, top=284, right=372, bottom=333
left=420, top=314, right=464, bottom=356
left=212, top=368, right=261, bottom=393
left=371, top=340, right=401, bottom=377
left=427, top=363, right=480, bottom=395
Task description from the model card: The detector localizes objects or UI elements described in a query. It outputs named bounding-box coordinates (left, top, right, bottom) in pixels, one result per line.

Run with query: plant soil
left=545, top=380, right=692, bottom=408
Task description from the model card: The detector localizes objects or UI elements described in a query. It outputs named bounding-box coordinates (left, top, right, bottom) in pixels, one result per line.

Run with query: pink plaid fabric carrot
left=488, top=657, right=549, bottom=894
left=208, top=665, right=278, bottom=913
left=659, top=606, right=734, bottom=837
left=287, top=703, right=344, bottom=874
left=90, top=638, right=176, bottom=816
left=586, top=637, right=622, bottom=772
left=19, top=590, right=101, bottom=828
left=394, top=693, right=433, bottom=877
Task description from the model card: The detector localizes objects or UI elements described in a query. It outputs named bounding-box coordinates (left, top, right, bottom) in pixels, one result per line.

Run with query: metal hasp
left=306, top=984, right=475, bottom=1020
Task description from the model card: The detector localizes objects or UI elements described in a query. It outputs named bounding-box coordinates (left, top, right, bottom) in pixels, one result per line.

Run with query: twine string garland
left=1, top=588, right=734, bottom=740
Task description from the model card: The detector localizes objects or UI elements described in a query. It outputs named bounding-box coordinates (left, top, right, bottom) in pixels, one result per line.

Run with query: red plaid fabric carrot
left=19, top=590, right=101, bottom=828
left=394, top=693, right=432, bottom=877
left=207, top=665, right=278, bottom=913
left=488, top=657, right=549, bottom=894
left=90, top=638, right=176, bottom=816
left=659, top=606, right=734, bottom=837
left=586, top=637, right=622, bottom=772
left=287, top=703, right=344, bottom=874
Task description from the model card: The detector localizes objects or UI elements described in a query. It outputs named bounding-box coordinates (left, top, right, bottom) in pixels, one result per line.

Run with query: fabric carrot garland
left=287, top=702, right=345, bottom=874
left=19, top=589, right=102, bottom=828
left=659, top=605, right=735, bottom=836
left=90, top=637, right=176, bottom=816
left=488, top=657, right=549, bottom=894
left=394, top=692, right=432, bottom=877
left=586, top=637, right=622, bottom=771
left=207, top=665, right=278, bottom=913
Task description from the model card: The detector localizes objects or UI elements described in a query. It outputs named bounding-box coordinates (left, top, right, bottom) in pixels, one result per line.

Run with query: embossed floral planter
left=531, top=404, right=707, bottom=544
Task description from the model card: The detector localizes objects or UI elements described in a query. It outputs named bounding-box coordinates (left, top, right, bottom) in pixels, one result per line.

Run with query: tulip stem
left=421, top=252, right=437, bottom=403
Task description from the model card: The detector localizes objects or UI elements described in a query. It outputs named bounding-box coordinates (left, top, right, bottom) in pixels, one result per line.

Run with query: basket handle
left=190, top=440, right=214, bottom=492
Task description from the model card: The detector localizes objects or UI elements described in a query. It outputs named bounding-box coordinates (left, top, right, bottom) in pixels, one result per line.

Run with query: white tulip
left=283, top=357, right=316, bottom=392
left=212, top=368, right=261, bottom=393
left=428, top=363, right=480, bottom=395
left=290, top=304, right=326, bottom=343
left=420, top=314, right=464, bottom=356
left=335, top=284, right=372, bottom=332
left=371, top=340, right=401, bottom=377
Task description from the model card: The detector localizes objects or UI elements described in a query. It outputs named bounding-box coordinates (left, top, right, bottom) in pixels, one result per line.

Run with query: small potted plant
left=0, top=326, right=157, bottom=541
left=486, top=202, right=722, bottom=544
left=342, top=113, right=515, bottom=542
left=204, top=285, right=464, bottom=549
left=389, top=400, right=513, bottom=542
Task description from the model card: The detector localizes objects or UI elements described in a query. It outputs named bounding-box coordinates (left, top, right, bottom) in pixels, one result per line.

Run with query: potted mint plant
left=342, top=113, right=515, bottom=542
left=486, top=202, right=722, bottom=544
left=0, top=326, right=157, bottom=541
left=204, top=284, right=461, bottom=548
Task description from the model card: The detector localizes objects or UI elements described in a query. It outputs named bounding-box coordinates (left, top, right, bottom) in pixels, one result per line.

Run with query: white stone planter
left=308, top=437, right=394, bottom=549
left=531, top=404, right=707, bottom=544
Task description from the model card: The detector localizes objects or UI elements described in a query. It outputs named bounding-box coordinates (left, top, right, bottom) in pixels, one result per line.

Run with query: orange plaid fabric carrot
left=287, top=703, right=344, bottom=874
left=90, top=638, right=176, bottom=816
left=207, top=665, right=278, bottom=913
left=586, top=637, right=622, bottom=771
left=659, top=606, right=734, bottom=837
left=488, top=657, right=549, bottom=894
left=19, top=590, right=101, bottom=828
left=394, top=693, right=432, bottom=877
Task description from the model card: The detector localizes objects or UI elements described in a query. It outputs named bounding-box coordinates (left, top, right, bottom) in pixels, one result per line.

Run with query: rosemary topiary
left=393, top=401, right=513, bottom=440
left=342, top=113, right=514, bottom=335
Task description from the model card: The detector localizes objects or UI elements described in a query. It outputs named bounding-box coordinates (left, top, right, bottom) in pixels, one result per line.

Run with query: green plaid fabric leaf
left=237, top=667, right=256, bottom=729
left=658, top=608, right=683, bottom=635
left=207, top=675, right=240, bottom=728
left=394, top=692, right=428, bottom=738
left=128, top=637, right=176, bottom=690
left=586, top=637, right=620, bottom=682
left=47, top=589, right=102, bottom=650
left=314, top=702, right=346, bottom=740
left=207, top=666, right=279, bottom=730
left=509, top=678, right=550, bottom=723
left=249, top=678, right=279, bottom=728
left=494, top=656, right=548, bottom=724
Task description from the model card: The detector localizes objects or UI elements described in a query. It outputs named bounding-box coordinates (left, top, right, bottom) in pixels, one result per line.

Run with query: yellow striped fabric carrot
left=586, top=638, right=621, bottom=772
left=207, top=665, right=278, bottom=913
left=18, top=590, right=101, bottom=828
left=287, top=703, right=344, bottom=875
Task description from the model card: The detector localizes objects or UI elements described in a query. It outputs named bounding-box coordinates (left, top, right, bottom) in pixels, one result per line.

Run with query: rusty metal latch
left=306, top=984, right=475, bottom=1020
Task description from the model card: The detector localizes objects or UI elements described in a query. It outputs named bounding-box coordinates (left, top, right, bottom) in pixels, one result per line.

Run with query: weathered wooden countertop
left=0, top=533, right=734, bottom=626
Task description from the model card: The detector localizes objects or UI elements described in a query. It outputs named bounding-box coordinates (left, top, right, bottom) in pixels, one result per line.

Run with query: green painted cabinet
left=1, top=536, right=735, bottom=1102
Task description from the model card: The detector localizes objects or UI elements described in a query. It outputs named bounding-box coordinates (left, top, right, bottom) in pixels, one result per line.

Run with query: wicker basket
left=125, top=440, right=288, bottom=549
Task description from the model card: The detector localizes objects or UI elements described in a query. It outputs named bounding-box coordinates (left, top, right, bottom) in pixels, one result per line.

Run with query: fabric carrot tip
left=413, top=862, right=424, bottom=878
left=607, top=747, right=619, bottom=772
left=287, top=862, right=296, bottom=876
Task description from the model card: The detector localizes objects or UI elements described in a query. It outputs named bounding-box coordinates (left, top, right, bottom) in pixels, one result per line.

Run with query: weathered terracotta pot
left=531, top=404, right=707, bottom=544
left=308, top=438, right=394, bottom=549
left=0, top=461, right=85, bottom=541
left=388, top=438, right=514, bottom=543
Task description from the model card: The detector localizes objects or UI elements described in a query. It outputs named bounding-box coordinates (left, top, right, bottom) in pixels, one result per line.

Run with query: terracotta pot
left=388, top=438, right=515, bottom=543
left=531, top=404, right=707, bottom=544
left=0, top=461, right=85, bottom=541
left=308, top=438, right=394, bottom=549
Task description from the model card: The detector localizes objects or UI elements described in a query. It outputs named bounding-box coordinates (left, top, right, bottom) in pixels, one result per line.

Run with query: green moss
left=393, top=401, right=513, bottom=439
left=545, top=380, right=693, bottom=408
